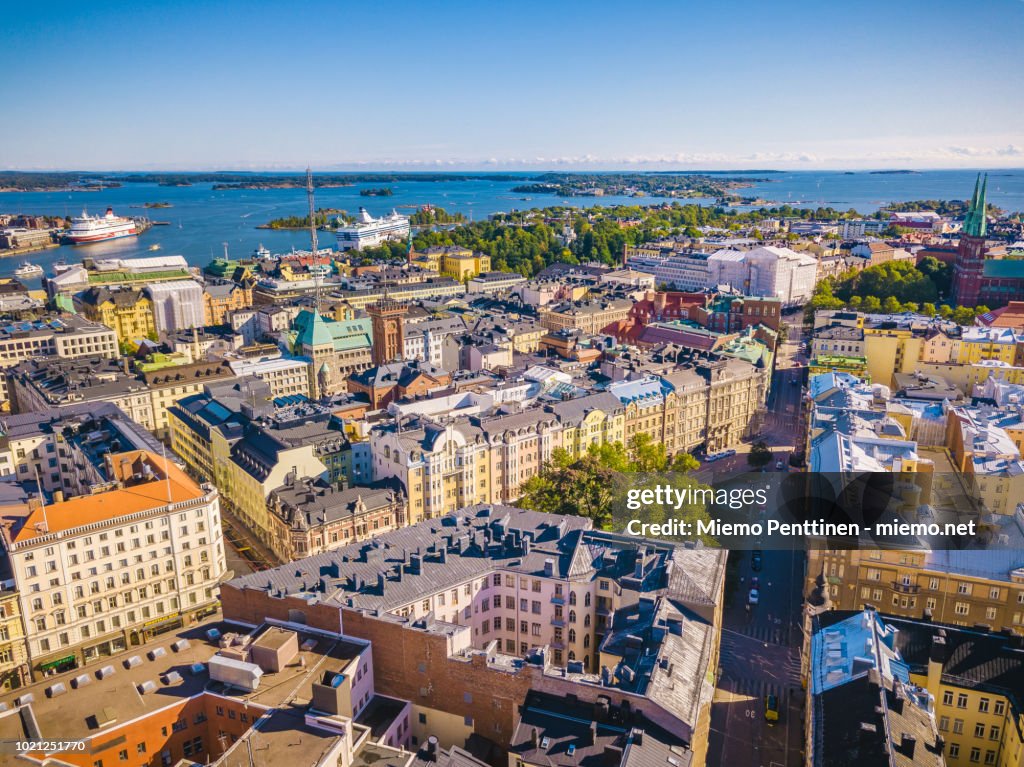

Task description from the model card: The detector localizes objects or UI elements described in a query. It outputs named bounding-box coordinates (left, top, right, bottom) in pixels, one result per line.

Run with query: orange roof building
left=1, top=450, right=227, bottom=677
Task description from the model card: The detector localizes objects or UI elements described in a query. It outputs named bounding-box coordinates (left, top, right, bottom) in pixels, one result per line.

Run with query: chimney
left=899, top=734, right=916, bottom=761
left=588, top=720, right=598, bottom=745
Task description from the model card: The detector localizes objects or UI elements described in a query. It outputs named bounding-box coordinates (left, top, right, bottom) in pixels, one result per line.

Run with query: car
left=748, top=588, right=759, bottom=605
left=750, top=576, right=760, bottom=588
left=721, top=448, right=737, bottom=458
left=776, top=460, right=785, bottom=470
left=751, top=551, right=763, bottom=571
left=765, top=694, right=779, bottom=722
left=704, top=452, right=720, bottom=463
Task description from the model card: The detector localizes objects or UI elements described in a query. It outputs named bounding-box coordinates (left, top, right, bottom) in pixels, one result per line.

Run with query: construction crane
left=306, top=166, right=321, bottom=314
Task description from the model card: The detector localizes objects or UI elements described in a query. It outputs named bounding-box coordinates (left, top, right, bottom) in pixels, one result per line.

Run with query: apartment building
left=806, top=546, right=1024, bottom=634
left=0, top=314, right=118, bottom=406
left=371, top=393, right=625, bottom=521
left=203, top=281, right=254, bottom=325
left=806, top=609, right=944, bottom=767
left=78, top=286, right=157, bottom=344
left=0, top=450, right=226, bottom=675
left=538, top=298, right=633, bottom=334
left=226, top=355, right=312, bottom=399
left=0, top=580, right=29, bottom=690
left=267, top=478, right=406, bottom=560
left=221, top=505, right=726, bottom=765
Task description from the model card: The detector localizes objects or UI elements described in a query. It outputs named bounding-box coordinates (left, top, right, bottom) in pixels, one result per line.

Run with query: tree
left=747, top=441, right=773, bottom=469
left=848, top=296, right=863, bottom=310
left=862, top=295, right=882, bottom=313
left=882, top=296, right=902, bottom=314
left=921, top=302, right=937, bottom=317
left=901, top=302, right=919, bottom=314
left=938, top=305, right=954, bottom=319
left=952, top=306, right=975, bottom=325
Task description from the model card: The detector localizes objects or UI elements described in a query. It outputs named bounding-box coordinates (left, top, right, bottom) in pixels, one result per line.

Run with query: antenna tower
left=307, top=167, right=322, bottom=314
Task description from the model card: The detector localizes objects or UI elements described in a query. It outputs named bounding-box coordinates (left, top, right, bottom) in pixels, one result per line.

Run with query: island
left=510, top=172, right=771, bottom=199
left=257, top=208, right=352, bottom=230
left=143, top=202, right=173, bottom=209
left=409, top=206, right=466, bottom=226
left=360, top=187, right=394, bottom=197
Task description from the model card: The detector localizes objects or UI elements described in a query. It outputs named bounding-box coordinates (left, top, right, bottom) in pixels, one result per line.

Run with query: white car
left=748, top=588, right=760, bottom=605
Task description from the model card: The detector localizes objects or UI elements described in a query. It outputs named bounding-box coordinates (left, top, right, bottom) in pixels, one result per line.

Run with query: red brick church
left=951, top=174, right=1024, bottom=308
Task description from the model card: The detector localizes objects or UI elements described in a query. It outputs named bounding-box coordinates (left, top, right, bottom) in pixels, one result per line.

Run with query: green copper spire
left=978, top=173, right=988, bottom=237
left=963, top=173, right=987, bottom=238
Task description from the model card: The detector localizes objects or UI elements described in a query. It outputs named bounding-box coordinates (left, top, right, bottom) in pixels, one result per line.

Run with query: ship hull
left=67, top=228, right=138, bottom=244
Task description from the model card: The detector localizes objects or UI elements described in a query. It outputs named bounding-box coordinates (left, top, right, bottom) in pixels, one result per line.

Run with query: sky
left=1, top=0, right=1023, bottom=171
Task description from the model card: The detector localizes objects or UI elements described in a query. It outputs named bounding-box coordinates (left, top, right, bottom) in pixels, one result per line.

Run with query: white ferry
left=14, top=262, right=43, bottom=278
left=66, top=207, right=138, bottom=244
left=335, top=207, right=410, bottom=251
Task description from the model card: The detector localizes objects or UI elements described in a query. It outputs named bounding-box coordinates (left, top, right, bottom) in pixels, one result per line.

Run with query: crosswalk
left=718, top=630, right=803, bottom=696
left=719, top=676, right=792, bottom=701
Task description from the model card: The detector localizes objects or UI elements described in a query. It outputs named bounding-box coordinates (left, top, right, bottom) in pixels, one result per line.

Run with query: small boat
left=52, top=260, right=72, bottom=274
left=14, top=262, right=43, bottom=278
left=148, top=244, right=162, bottom=251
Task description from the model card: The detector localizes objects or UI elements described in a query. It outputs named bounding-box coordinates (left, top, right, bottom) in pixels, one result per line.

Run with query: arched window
left=569, top=592, right=577, bottom=606
left=584, top=592, right=591, bottom=607
left=568, top=651, right=576, bottom=661
left=583, top=654, right=590, bottom=668
left=568, top=629, right=576, bottom=644
left=584, top=634, right=590, bottom=648
left=569, top=610, right=576, bottom=624
left=584, top=614, right=591, bottom=627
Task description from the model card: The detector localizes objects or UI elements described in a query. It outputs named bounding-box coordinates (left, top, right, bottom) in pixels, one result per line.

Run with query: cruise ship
left=335, top=207, right=410, bottom=251
left=66, top=207, right=138, bottom=244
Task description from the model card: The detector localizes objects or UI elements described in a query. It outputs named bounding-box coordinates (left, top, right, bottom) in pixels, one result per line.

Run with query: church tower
left=367, top=296, right=408, bottom=365
left=952, top=173, right=988, bottom=307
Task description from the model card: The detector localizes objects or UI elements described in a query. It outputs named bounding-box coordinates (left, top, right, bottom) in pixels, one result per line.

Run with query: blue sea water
left=2, top=170, right=1022, bottom=288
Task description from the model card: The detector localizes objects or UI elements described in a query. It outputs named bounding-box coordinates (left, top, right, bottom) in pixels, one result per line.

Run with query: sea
left=2, top=169, right=1023, bottom=288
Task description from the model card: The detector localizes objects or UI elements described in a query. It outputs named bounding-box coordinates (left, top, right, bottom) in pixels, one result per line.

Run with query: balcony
left=550, top=596, right=565, bottom=605
left=550, top=618, right=565, bottom=627
left=892, top=581, right=920, bottom=594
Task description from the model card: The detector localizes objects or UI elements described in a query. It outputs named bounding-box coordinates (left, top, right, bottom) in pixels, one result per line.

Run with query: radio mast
left=306, top=166, right=321, bottom=314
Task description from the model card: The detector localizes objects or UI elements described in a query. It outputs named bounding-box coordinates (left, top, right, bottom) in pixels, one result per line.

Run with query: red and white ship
left=66, top=207, right=138, bottom=244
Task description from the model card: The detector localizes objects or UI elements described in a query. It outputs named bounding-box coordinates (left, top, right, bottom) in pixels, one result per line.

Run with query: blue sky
left=1, top=0, right=1022, bottom=170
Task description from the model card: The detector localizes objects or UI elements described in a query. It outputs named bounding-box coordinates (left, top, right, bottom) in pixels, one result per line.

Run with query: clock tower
left=367, top=296, right=408, bottom=365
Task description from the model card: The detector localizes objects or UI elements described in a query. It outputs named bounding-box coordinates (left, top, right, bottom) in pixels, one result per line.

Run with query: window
left=949, top=744, right=960, bottom=759
left=957, top=693, right=968, bottom=709
left=984, top=751, right=996, bottom=765
left=979, top=698, right=990, bottom=713
left=994, top=700, right=1005, bottom=716
left=939, top=716, right=949, bottom=732
left=953, top=719, right=964, bottom=735
left=989, top=726, right=1000, bottom=741
left=969, top=747, right=980, bottom=763
left=974, top=723, right=985, bottom=738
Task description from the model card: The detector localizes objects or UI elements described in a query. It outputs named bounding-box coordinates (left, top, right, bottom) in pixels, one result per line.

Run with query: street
left=709, top=547, right=806, bottom=767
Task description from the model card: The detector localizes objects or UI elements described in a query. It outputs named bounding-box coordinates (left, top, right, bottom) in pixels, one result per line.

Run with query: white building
left=145, top=280, right=206, bottom=334
left=706, top=246, right=818, bottom=306
left=226, top=355, right=312, bottom=399
left=1, top=450, right=226, bottom=673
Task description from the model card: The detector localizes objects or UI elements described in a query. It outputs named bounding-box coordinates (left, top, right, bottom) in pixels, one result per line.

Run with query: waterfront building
left=0, top=450, right=226, bottom=675
left=46, top=254, right=193, bottom=297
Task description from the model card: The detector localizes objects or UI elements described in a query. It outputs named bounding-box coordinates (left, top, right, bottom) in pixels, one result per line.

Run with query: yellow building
left=412, top=246, right=491, bottom=280
left=0, top=586, right=29, bottom=691
left=895, top=617, right=1024, bottom=767
left=203, top=282, right=254, bottom=325
left=807, top=548, right=1024, bottom=634
left=956, top=327, right=1020, bottom=365
left=79, top=286, right=156, bottom=345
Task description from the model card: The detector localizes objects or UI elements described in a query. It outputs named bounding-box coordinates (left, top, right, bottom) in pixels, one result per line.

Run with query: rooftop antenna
left=31, top=464, right=49, bottom=534
left=160, top=444, right=173, bottom=504
left=307, top=167, right=322, bottom=314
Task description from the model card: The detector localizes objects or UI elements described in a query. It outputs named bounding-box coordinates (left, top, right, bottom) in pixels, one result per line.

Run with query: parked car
left=721, top=448, right=737, bottom=458
left=748, top=588, right=760, bottom=605
left=750, top=576, right=760, bottom=588
left=765, top=694, right=779, bottom=722
left=751, top=551, right=763, bottom=571
left=776, top=460, right=785, bottom=469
